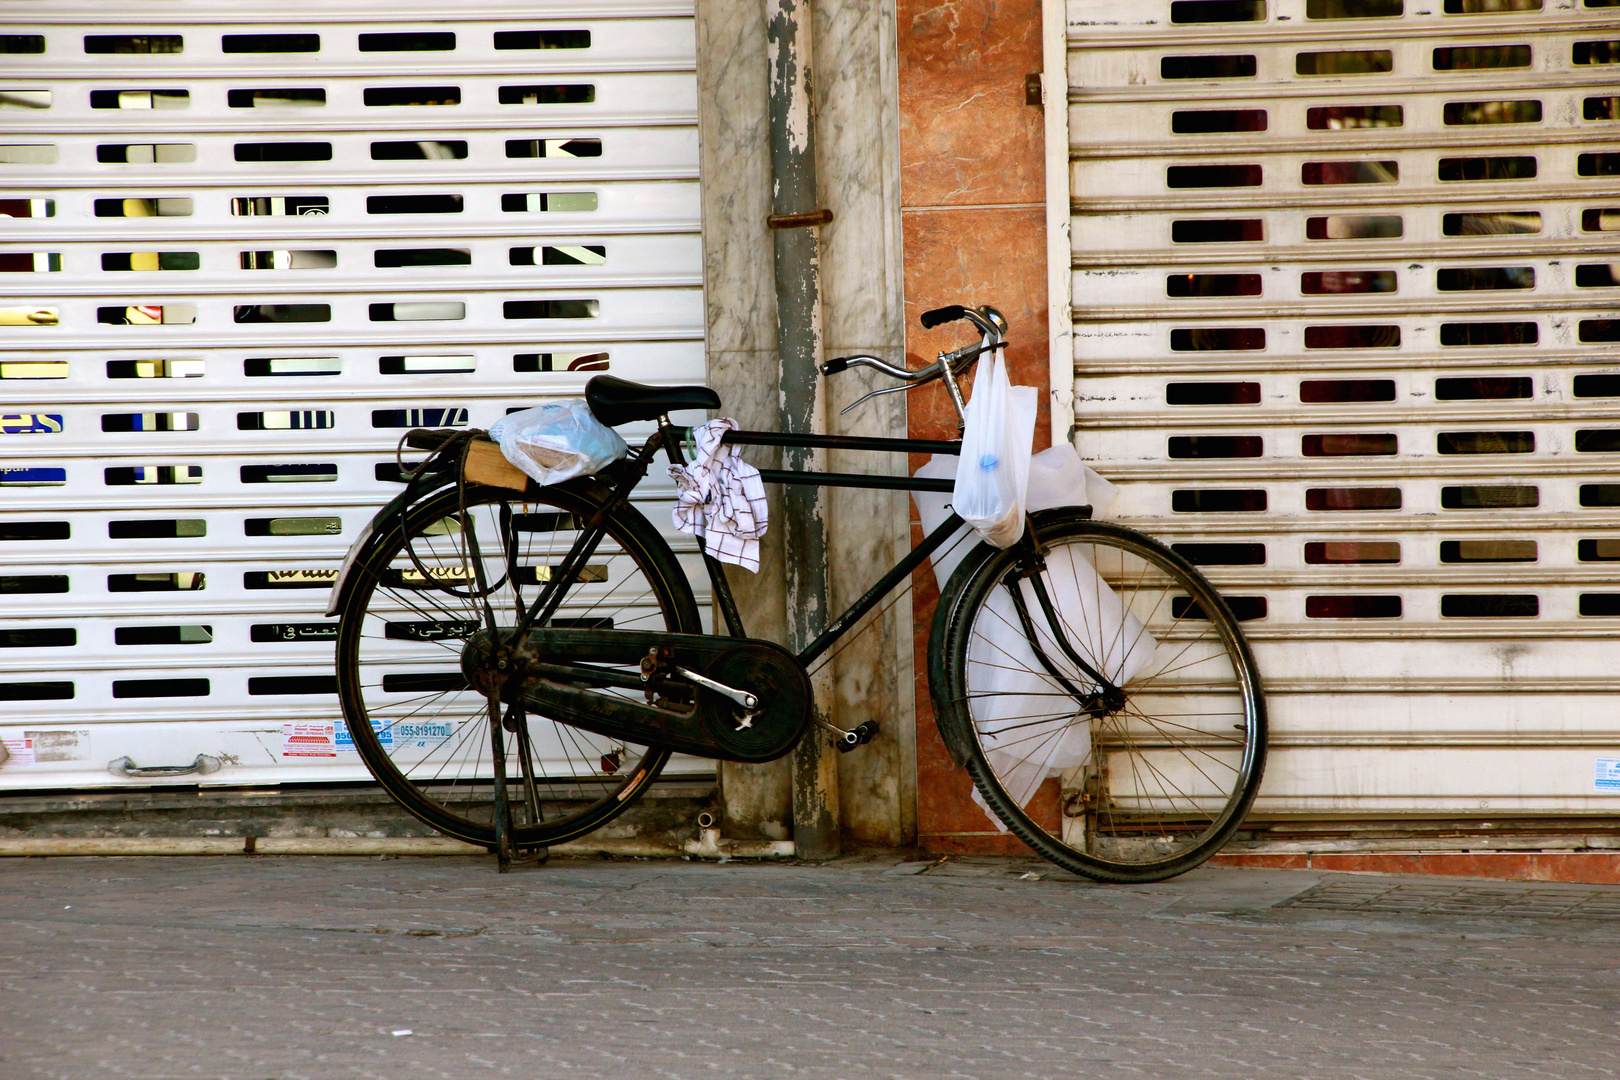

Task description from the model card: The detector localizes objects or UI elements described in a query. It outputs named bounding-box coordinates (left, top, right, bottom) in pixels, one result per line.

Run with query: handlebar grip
left=920, top=304, right=966, bottom=329
left=821, top=357, right=851, bottom=375
left=404, top=428, right=459, bottom=452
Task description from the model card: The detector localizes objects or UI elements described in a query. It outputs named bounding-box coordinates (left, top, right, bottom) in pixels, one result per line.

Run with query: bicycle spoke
left=337, top=483, right=684, bottom=848
left=1117, top=703, right=1232, bottom=799
left=942, top=516, right=1265, bottom=882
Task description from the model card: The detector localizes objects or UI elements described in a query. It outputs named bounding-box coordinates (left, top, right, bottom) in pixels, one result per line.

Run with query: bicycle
left=327, top=303, right=1267, bottom=883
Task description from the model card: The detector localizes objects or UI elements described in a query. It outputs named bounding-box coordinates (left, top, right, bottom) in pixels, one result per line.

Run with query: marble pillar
left=814, top=0, right=915, bottom=849
left=697, top=0, right=793, bottom=839
left=697, top=0, right=913, bottom=846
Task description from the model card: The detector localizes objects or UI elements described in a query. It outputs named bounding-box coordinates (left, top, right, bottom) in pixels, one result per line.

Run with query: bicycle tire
left=335, top=479, right=700, bottom=849
left=930, top=511, right=1266, bottom=883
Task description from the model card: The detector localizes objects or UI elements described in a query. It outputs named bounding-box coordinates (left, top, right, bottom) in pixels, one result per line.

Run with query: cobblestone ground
left=3, top=854, right=1617, bottom=1080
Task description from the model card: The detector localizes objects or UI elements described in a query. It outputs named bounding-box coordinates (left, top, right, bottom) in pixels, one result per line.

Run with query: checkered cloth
left=669, top=418, right=769, bottom=573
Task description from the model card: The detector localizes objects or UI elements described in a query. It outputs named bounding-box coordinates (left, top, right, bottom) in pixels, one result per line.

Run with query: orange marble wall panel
left=923, top=832, right=1045, bottom=856
left=900, top=0, right=1052, bottom=856
left=901, top=204, right=1050, bottom=444
left=897, top=0, right=1046, bottom=207
left=1212, top=854, right=1313, bottom=871
left=916, top=777, right=1059, bottom=855
left=912, top=508, right=1044, bottom=854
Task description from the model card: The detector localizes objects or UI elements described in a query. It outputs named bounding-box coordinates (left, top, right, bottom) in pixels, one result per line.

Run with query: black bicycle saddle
left=584, top=375, right=721, bottom=427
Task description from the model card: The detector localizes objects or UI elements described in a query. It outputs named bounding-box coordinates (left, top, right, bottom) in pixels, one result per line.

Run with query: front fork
left=1008, top=527, right=1114, bottom=854
left=1002, top=529, right=1125, bottom=718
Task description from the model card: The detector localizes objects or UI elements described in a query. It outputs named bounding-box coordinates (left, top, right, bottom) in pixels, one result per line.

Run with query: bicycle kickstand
left=485, top=693, right=516, bottom=872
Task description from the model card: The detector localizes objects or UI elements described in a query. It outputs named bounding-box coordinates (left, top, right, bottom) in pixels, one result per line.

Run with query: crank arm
left=673, top=665, right=758, bottom=710
left=519, top=677, right=712, bottom=758
left=518, top=670, right=806, bottom=764
left=510, top=629, right=813, bottom=763
left=533, top=656, right=763, bottom=720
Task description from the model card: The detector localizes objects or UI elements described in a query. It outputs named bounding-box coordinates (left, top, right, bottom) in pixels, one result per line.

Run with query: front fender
left=924, top=506, right=1096, bottom=770
left=325, top=488, right=410, bottom=617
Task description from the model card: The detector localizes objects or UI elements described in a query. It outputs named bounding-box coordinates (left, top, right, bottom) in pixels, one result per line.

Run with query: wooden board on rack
left=463, top=438, right=530, bottom=492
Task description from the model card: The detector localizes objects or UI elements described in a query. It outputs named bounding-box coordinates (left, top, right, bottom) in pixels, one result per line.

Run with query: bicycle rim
left=335, top=482, right=697, bottom=848
left=936, top=515, right=1266, bottom=883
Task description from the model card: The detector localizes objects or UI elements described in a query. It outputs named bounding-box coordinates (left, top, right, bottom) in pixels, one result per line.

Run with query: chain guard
left=510, top=630, right=812, bottom=763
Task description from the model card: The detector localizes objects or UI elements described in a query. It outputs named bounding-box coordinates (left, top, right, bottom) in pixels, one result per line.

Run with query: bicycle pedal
left=830, top=722, right=879, bottom=753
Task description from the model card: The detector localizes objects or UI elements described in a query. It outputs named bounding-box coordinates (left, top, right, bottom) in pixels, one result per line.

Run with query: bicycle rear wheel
left=335, top=480, right=699, bottom=849
left=930, top=512, right=1265, bottom=883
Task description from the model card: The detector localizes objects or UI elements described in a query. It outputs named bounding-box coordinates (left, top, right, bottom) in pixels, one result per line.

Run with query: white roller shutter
left=1062, top=0, right=1620, bottom=816
left=0, top=2, right=705, bottom=788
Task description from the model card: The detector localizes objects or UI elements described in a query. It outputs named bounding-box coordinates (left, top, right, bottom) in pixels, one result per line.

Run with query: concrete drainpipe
left=766, top=0, right=840, bottom=860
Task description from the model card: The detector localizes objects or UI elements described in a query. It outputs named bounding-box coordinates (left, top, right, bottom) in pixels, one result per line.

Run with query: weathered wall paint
left=698, top=0, right=917, bottom=850
left=697, top=0, right=795, bottom=840
left=768, top=0, right=842, bottom=860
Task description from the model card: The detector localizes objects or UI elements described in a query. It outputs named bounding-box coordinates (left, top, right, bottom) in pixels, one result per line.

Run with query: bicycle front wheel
left=931, top=512, right=1266, bottom=883
left=335, top=480, right=700, bottom=849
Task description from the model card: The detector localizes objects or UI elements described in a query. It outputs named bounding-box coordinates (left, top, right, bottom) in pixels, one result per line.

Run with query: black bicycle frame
left=694, top=426, right=974, bottom=667
left=505, top=422, right=970, bottom=668
left=675, top=426, right=1114, bottom=694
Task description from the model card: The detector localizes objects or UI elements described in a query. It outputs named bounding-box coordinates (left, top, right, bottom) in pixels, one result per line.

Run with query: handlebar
left=820, top=304, right=1007, bottom=419
left=820, top=304, right=1006, bottom=381
left=924, top=304, right=1008, bottom=338
left=819, top=341, right=1003, bottom=382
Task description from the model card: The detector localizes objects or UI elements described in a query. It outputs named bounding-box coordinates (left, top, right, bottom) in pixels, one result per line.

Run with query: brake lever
left=837, top=381, right=913, bottom=415
left=831, top=340, right=1006, bottom=415
left=825, top=354, right=940, bottom=415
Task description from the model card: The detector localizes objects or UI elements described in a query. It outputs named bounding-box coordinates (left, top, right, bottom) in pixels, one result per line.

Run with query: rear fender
left=324, top=472, right=621, bottom=618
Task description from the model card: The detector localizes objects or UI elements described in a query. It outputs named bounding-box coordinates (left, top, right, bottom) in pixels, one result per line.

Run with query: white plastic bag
left=966, top=557, right=1157, bottom=816
left=913, top=447, right=1157, bottom=830
left=1025, top=442, right=1118, bottom=522
left=951, top=341, right=1038, bottom=548
left=914, top=445, right=1117, bottom=592
left=487, top=399, right=628, bottom=487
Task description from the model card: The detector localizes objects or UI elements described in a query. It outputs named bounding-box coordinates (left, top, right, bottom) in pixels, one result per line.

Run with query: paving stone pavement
left=3, top=854, right=1618, bottom=1080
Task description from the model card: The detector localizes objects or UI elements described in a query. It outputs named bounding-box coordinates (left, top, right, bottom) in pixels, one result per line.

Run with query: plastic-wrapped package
left=486, top=399, right=629, bottom=487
